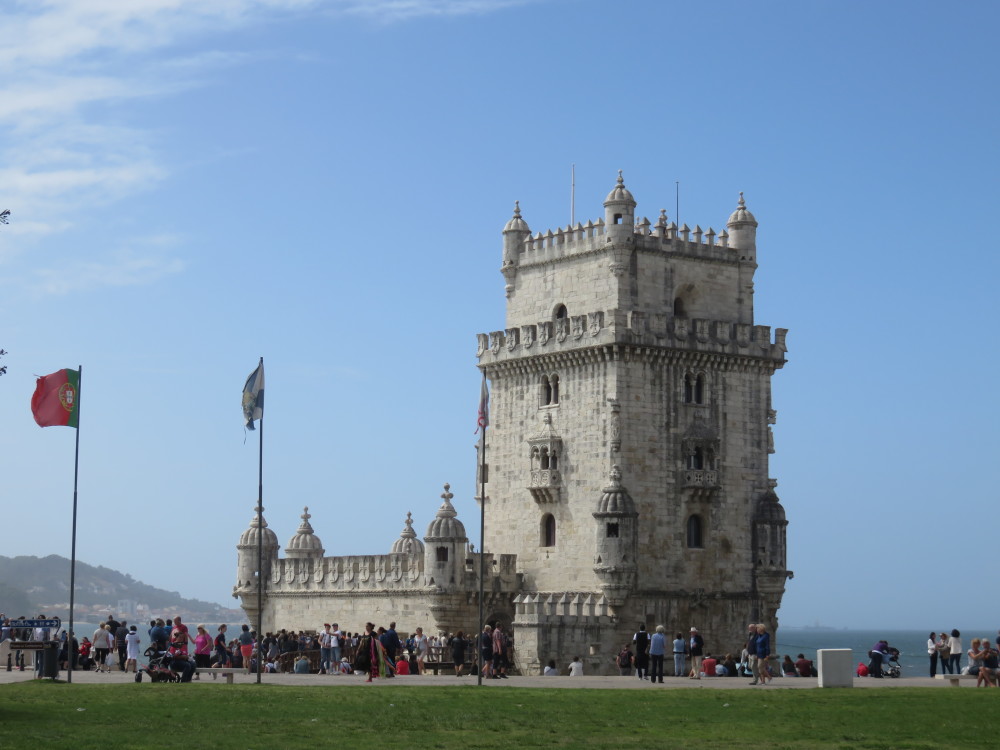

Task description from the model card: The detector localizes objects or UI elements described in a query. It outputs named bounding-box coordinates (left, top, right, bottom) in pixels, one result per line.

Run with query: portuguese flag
left=31, top=368, right=80, bottom=428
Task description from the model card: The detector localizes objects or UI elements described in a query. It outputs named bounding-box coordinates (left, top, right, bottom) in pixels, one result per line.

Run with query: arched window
left=686, top=515, right=703, bottom=549
left=550, top=375, right=559, bottom=404
left=694, top=374, right=705, bottom=404
left=540, top=447, right=550, bottom=470
left=541, top=376, right=552, bottom=406
left=436, top=546, right=449, bottom=562
left=541, top=513, right=556, bottom=547
left=549, top=451, right=558, bottom=471
left=673, top=297, right=686, bottom=317
left=684, top=374, right=694, bottom=403
left=554, top=304, right=568, bottom=320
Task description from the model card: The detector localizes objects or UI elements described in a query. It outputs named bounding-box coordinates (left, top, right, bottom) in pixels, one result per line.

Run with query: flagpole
left=67, top=364, right=82, bottom=683
left=256, top=356, right=264, bottom=685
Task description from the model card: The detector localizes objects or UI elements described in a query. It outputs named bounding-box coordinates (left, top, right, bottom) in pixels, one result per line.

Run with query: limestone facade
left=234, top=173, right=791, bottom=674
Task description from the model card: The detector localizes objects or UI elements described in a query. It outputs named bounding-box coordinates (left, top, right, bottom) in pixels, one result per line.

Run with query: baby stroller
left=136, top=646, right=179, bottom=683
left=881, top=647, right=902, bottom=678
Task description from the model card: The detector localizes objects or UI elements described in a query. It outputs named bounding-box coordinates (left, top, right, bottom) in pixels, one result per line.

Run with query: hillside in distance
left=0, top=554, right=231, bottom=617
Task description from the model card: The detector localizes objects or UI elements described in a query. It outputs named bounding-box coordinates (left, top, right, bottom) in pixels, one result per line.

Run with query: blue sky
left=1, top=0, right=997, bottom=630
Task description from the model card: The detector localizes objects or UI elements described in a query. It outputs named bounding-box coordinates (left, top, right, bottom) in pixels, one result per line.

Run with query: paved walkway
left=0, top=667, right=964, bottom=689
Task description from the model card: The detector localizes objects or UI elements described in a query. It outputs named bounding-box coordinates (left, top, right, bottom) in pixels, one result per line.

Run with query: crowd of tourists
left=604, top=622, right=813, bottom=683
left=924, top=630, right=1000, bottom=686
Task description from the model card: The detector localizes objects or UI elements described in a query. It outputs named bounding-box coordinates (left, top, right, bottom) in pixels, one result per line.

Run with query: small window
left=436, top=546, right=449, bottom=562
left=674, top=297, right=686, bottom=317
left=614, top=213, right=623, bottom=225
left=551, top=375, right=560, bottom=405
left=606, top=523, right=619, bottom=538
left=684, top=374, right=694, bottom=403
left=541, top=513, right=556, bottom=547
left=694, top=374, right=705, bottom=404
left=687, top=447, right=705, bottom=470
left=554, top=304, right=568, bottom=319
left=541, top=374, right=560, bottom=406
left=686, top=515, right=703, bottom=549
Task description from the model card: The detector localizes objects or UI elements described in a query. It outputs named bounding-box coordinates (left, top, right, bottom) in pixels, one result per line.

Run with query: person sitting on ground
left=543, top=659, right=559, bottom=676
left=395, top=652, right=411, bottom=675
left=722, top=654, right=737, bottom=677
left=568, top=656, right=584, bottom=676
left=702, top=653, right=717, bottom=677
left=293, top=654, right=310, bottom=674
left=794, top=654, right=814, bottom=677
left=782, top=655, right=797, bottom=676
left=338, top=657, right=352, bottom=674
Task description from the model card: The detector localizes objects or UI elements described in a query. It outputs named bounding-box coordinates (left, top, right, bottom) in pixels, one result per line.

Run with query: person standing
left=491, top=624, right=509, bottom=679
left=450, top=631, right=467, bottom=677
left=412, top=626, right=429, bottom=676
left=92, top=622, right=112, bottom=674
left=330, top=623, right=343, bottom=668
left=672, top=632, right=686, bottom=677
left=319, top=624, right=333, bottom=675
left=238, top=624, right=254, bottom=674
left=753, top=624, right=771, bottom=685
left=927, top=632, right=940, bottom=677
left=193, top=625, right=212, bottom=679
left=633, top=625, right=650, bottom=680
left=688, top=627, right=705, bottom=679
left=937, top=633, right=952, bottom=674
left=948, top=629, right=963, bottom=675
left=479, top=625, right=494, bottom=679
left=115, top=620, right=129, bottom=671
left=747, top=623, right=761, bottom=684
left=648, top=625, right=666, bottom=684
left=124, top=625, right=141, bottom=673
left=213, top=624, right=230, bottom=670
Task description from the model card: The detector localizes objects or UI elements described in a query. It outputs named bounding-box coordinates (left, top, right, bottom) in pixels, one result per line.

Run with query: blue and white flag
left=242, top=359, right=265, bottom=429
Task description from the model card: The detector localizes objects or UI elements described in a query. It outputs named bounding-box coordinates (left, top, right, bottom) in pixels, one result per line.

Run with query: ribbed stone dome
left=285, top=507, right=324, bottom=557
left=391, top=511, right=425, bottom=555
left=596, top=466, right=637, bottom=515
left=754, top=490, right=786, bottom=523
left=238, top=504, right=279, bottom=548
left=503, top=201, right=530, bottom=233
left=424, top=484, right=467, bottom=541
left=604, top=170, right=636, bottom=205
left=727, top=192, right=758, bottom=227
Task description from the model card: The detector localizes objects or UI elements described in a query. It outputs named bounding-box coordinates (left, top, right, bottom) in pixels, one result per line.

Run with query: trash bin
left=42, top=642, right=59, bottom=678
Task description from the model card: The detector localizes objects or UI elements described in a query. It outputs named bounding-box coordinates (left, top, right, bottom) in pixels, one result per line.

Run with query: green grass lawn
left=1, top=682, right=995, bottom=749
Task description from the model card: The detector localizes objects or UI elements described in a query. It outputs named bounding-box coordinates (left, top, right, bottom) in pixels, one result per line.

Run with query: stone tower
left=475, top=172, right=790, bottom=673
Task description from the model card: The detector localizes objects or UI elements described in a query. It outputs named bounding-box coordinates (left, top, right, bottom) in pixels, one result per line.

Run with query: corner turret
left=603, top=170, right=636, bottom=241
left=391, top=511, right=425, bottom=557
left=235, top=503, right=280, bottom=593
left=726, top=192, right=758, bottom=260
left=592, top=466, right=639, bottom=607
left=424, top=483, right=468, bottom=589
left=501, top=201, right=529, bottom=298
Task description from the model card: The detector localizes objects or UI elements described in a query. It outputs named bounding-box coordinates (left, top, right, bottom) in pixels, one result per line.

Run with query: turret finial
left=441, top=483, right=453, bottom=503
left=738, top=191, right=746, bottom=208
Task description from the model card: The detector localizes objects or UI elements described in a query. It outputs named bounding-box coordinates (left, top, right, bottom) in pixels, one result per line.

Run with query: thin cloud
left=28, top=240, right=186, bottom=296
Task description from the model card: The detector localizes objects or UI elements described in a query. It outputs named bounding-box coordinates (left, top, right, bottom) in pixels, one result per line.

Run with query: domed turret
left=391, top=511, right=425, bottom=556
left=726, top=191, right=758, bottom=257
left=235, top=503, right=280, bottom=591
left=593, top=466, right=639, bottom=607
left=604, top=170, right=637, bottom=239
left=753, top=489, right=788, bottom=569
left=285, top=506, right=325, bottom=559
left=502, top=201, right=529, bottom=297
left=425, top=483, right=467, bottom=541
left=424, top=484, right=468, bottom=589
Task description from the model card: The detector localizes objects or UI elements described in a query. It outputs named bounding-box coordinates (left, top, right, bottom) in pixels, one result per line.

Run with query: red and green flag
left=31, top=368, right=80, bottom=428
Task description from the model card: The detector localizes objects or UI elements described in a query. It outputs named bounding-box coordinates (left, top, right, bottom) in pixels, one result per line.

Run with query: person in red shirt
left=702, top=654, right=718, bottom=677
left=395, top=653, right=411, bottom=675
left=794, top=654, right=813, bottom=677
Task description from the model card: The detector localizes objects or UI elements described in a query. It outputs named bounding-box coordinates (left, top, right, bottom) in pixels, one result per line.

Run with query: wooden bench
left=196, top=668, right=240, bottom=684
left=935, top=673, right=976, bottom=687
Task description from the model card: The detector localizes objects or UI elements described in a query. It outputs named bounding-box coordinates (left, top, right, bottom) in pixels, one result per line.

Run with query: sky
left=1, top=0, right=998, bottom=631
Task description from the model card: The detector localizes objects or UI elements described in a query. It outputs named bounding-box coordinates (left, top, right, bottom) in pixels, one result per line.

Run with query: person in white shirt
left=568, top=656, right=584, bottom=676
left=543, top=659, right=558, bottom=676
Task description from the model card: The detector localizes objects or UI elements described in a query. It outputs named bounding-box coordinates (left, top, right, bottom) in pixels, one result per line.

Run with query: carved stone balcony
left=528, top=469, right=561, bottom=503
left=680, top=469, right=719, bottom=489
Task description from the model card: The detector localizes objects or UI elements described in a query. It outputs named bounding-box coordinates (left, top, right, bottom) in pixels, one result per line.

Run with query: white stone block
left=817, top=649, right=853, bottom=688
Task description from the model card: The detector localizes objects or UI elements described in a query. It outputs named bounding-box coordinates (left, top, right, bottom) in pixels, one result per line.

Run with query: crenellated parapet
left=268, top=552, right=425, bottom=593
left=513, top=591, right=614, bottom=621
left=477, top=311, right=787, bottom=366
